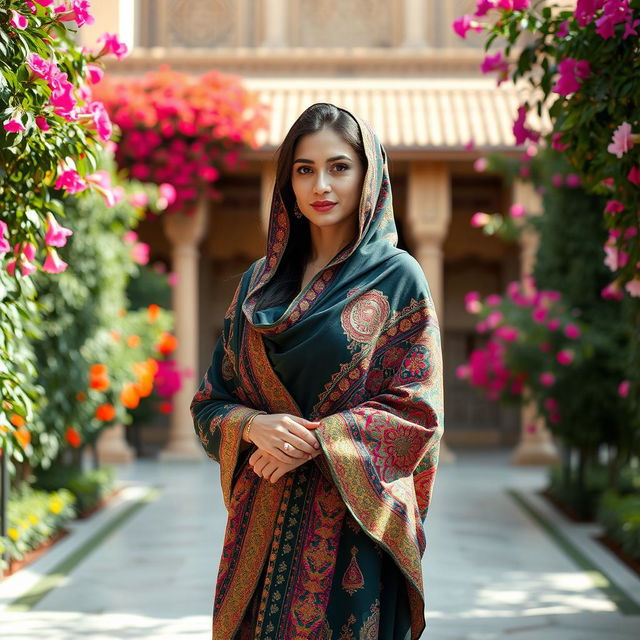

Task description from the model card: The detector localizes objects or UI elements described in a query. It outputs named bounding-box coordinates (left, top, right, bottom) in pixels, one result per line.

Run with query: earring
left=293, top=202, right=303, bottom=219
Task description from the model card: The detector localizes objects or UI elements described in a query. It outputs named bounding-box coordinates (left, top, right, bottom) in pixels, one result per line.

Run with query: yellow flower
left=7, top=527, right=19, bottom=541
left=29, top=514, right=39, bottom=525
left=49, top=498, right=63, bottom=514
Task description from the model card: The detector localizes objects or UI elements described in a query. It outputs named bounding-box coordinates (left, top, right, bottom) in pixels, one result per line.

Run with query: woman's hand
left=249, top=444, right=322, bottom=484
left=248, top=413, right=321, bottom=463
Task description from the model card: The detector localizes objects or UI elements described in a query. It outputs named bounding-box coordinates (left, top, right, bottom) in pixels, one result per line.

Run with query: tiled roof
left=244, top=77, right=551, bottom=151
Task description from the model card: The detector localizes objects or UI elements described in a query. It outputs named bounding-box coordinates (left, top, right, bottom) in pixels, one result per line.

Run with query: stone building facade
left=84, top=0, right=559, bottom=464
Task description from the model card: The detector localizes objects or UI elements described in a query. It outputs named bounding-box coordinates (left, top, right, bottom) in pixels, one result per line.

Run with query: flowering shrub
left=459, top=147, right=638, bottom=487
left=95, top=66, right=269, bottom=214
left=0, top=0, right=129, bottom=465
left=454, top=0, right=640, bottom=295
left=0, top=485, right=75, bottom=572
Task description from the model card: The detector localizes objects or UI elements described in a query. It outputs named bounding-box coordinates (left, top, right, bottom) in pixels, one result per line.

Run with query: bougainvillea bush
left=21, top=157, right=178, bottom=474
left=454, top=0, right=640, bottom=293
left=95, top=66, right=269, bottom=215
left=0, top=0, right=128, bottom=464
left=459, top=148, right=638, bottom=498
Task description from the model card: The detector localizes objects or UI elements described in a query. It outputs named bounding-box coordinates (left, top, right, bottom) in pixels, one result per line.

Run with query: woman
left=191, top=103, right=443, bottom=639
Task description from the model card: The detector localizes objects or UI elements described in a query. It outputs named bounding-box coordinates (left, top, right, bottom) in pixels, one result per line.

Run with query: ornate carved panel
left=140, top=0, right=256, bottom=48
left=291, top=0, right=401, bottom=47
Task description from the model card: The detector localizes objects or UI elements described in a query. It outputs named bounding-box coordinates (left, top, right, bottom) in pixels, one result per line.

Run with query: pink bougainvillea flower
left=0, top=221, right=10, bottom=255
left=130, top=192, right=148, bottom=208
left=42, top=248, right=68, bottom=273
left=49, top=72, right=77, bottom=119
left=34, top=0, right=54, bottom=5
left=86, top=101, right=112, bottom=141
left=539, top=341, right=551, bottom=352
left=566, top=173, right=581, bottom=187
left=486, top=310, right=503, bottom=328
left=551, top=173, right=564, bottom=188
left=509, top=203, right=525, bottom=218
left=551, top=132, right=569, bottom=151
left=486, top=294, right=502, bottom=306
left=3, top=118, right=24, bottom=133
left=627, top=166, right=640, bottom=186
left=55, top=169, right=87, bottom=194
left=547, top=318, right=561, bottom=331
left=556, top=20, right=570, bottom=38
left=465, top=291, right=482, bottom=314
left=552, top=58, right=591, bottom=96
left=27, top=53, right=57, bottom=81
left=574, top=0, right=605, bottom=26
left=86, top=64, right=104, bottom=84
left=604, top=243, right=629, bottom=271
left=544, top=397, right=558, bottom=412
left=564, top=324, right=581, bottom=339
left=625, top=277, right=640, bottom=297
left=556, top=349, right=574, bottom=366
left=604, top=200, right=624, bottom=214
left=595, top=0, right=634, bottom=39
left=452, top=14, right=484, bottom=39
left=539, top=372, right=555, bottom=387
left=167, top=272, right=179, bottom=287
left=97, top=32, right=129, bottom=59
left=471, top=212, right=491, bottom=228
left=481, top=51, right=509, bottom=84
left=601, top=280, right=624, bottom=300
left=622, top=18, right=640, bottom=39
left=7, top=243, right=38, bottom=277
left=474, top=0, right=496, bottom=16
left=456, top=364, right=470, bottom=379
left=85, top=170, right=120, bottom=206
left=495, top=325, right=519, bottom=342
left=45, top=212, right=73, bottom=247
left=464, top=139, right=475, bottom=151
left=473, top=157, right=488, bottom=172
left=9, top=10, right=28, bottom=29
left=35, top=116, right=50, bottom=131
left=123, top=231, right=138, bottom=244
left=532, top=307, right=548, bottom=323
left=607, top=122, right=635, bottom=158
left=513, top=105, right=540, bottom=145
left=132, top=242, right=150, bottom=265
left=158, top=182, right=177, bottom=206
left=618, top=380, right=630, bottom=398
left=25, top=0, right=37, bottom=11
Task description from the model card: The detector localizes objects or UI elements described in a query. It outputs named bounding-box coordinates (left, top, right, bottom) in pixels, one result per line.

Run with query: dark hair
left=255, top=103, right=368, bottom=311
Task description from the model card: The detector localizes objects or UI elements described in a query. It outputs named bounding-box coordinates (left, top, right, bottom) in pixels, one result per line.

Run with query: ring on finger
left=283, top=442, right=292, bottom=452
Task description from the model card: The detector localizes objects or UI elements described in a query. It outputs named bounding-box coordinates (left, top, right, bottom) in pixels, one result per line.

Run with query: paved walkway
left=0, top=448, right=638, bottom=639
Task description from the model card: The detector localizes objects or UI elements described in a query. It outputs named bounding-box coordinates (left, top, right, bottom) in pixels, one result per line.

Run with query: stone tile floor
left=0, top=448, right=638, bottom=639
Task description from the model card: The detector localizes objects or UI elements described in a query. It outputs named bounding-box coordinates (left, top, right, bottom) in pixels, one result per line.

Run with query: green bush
left=32, top=464, right=117, bottom=516
left=598, top=491, right=640, bottom=561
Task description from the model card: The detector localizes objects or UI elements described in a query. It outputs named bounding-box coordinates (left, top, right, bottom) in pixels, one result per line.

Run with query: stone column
left=96, top=423, right=134, bottom=464
left=261, top=0, right=288, bottom=47
left=405, top=162, right=455, bottom=462
left=402, top=0, right=426, bottom=48
left=510, top=180, right=561, bottom=466
left=160, top=198, right=209, bottom=460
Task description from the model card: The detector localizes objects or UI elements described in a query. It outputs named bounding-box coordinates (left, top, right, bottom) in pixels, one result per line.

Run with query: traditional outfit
left=191, top=109, right=443, bottom=640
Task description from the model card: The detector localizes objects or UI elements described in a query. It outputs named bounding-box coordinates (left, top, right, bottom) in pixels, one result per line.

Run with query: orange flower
left=76, top=391, right=87, bottom=403
left=65, top=427, right=82, bottom=448
left=147, top=304, right=160, bottom=322
left=15, top=427, right=31, bottom=448
left=136, top=379, right=153, bottom=398
left=110, top=329, right=122, bottom=342
left=90, top=364, right=108, bottom=376
left=120, top=383, right=140, bottom=409
left=118, top=308, right=127, bottom=317
left=95, top=404, right=116, bottom=421
left=156, top=332, right=177, bottom=355
left=10, top=414, right=24, bottom=428
left=0, top=425, right=10, bottom=434
left=126, top=334, right=141, bottom=348
left=90, top=374, right=110, bottom=391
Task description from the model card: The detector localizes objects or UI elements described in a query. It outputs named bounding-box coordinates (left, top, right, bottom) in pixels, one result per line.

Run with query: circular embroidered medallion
left=341, top=289, right=390, bottom=343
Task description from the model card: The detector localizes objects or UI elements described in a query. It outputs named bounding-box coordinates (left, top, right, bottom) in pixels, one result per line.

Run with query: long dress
left=190, top=108, right=443, bottom=640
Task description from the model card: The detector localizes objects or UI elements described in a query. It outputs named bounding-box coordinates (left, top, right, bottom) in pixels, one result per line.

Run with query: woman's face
left=291, top=127, right=365, bottom=232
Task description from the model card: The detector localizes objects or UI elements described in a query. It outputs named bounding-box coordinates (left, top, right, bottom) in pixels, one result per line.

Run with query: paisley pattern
left=190, top=107, right=442, bottom=640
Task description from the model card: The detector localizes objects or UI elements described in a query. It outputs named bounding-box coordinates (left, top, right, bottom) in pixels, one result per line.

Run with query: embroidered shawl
left=191, top=107, right=443, bottom=639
